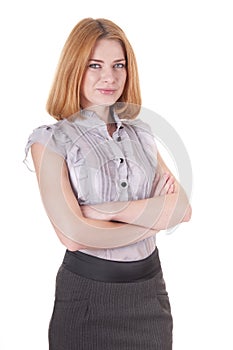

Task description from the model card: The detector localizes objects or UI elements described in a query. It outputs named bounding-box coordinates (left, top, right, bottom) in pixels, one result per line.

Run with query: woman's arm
left=31, top=143, right=159, bottom=251
left=81, top=151, right=192, bottom=230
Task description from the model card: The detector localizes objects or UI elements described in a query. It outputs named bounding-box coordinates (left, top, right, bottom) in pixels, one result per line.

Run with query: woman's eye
left=114, top=63, right=125, bottom=68
left=89, top=63, right=101, bottom=69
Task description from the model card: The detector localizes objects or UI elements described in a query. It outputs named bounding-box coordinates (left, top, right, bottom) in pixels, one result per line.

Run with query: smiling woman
left=46, top=18, right=141, bottom=120
left=25, top=17, right=191, bottom=350
left=80, top=39, right=127, bottom=120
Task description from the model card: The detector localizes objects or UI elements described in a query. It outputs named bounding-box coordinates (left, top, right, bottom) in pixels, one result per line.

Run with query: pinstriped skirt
left=48, top=248, right=173, bottom=349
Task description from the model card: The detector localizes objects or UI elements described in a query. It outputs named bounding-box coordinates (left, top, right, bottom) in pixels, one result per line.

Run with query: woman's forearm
left=48, top=202, right=160, bottom=249
left=37, top=147, right=159, bottom=250
left=34, top=145, right=189, bottom=251
left=81, top=187, right=191, bottom=231
left=52, top=216, right=159, bottom=251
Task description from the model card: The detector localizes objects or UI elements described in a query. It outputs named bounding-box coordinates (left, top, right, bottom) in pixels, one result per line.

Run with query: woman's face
left=80, top=39, right=127, bottom=109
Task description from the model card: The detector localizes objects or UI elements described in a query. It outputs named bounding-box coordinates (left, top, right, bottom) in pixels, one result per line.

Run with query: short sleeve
left=24, top=123, right=72, bottom=171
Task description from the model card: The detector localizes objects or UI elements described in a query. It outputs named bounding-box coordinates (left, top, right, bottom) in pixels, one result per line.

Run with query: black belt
left=62, top=248, right=160, bottom=283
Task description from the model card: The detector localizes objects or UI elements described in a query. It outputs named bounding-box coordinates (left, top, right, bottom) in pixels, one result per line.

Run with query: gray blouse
left=25, top=109, right=158, bottom=261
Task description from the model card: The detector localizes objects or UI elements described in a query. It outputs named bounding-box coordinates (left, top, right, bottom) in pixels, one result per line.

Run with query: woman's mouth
left=97, top=89, right=116, bottom=95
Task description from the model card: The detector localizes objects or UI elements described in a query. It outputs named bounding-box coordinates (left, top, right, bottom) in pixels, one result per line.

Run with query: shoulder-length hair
left=46, top=18, right=141, bottom=120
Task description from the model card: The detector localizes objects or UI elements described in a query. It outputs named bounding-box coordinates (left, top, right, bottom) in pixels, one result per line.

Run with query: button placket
left=108, top=133, right=129, bottom=200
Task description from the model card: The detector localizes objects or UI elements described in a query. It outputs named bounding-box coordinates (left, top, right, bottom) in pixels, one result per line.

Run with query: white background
left=1, top=0, right=232, bottom=349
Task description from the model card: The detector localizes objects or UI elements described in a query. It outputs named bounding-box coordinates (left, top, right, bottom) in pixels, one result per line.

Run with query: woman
left=25, top=18, right=191, bottom=350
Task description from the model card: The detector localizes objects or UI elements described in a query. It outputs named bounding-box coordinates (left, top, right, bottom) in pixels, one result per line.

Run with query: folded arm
left=81, top=152, right=192, bottom=231
left=31, top=143, right=159, bottom=251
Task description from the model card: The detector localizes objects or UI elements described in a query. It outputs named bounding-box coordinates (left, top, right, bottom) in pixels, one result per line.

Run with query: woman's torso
left=25, top=109, right=158, bottom=261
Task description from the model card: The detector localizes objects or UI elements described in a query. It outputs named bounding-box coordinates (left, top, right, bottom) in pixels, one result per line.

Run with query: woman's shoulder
left=122, top=117, right=153, bottom=132
left=25, top=119, right=78, bottom=160
left=122, top=117, right=156, bottom=142
left=28, top=119, right=69, bottom=138
left=122, top=117, right=158, bottom=158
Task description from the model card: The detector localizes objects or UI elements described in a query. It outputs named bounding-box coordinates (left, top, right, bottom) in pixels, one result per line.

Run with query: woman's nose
left=101, top=68, right=115, bottom=83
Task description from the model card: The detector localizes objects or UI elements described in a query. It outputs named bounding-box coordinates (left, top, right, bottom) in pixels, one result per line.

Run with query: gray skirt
left=49, top=248, right=173, bottom=350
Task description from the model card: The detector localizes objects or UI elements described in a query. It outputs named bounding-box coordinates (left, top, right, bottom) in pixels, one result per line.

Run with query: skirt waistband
left=62, top=248, right=160, bottom=283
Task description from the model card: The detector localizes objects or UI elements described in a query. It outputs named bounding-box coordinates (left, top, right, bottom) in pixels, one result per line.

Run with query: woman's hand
left=153, top=172, right=175, bottom=196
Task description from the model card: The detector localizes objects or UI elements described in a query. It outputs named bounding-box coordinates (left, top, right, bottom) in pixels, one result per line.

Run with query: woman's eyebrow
left=88, top=58, right=126, bottom=62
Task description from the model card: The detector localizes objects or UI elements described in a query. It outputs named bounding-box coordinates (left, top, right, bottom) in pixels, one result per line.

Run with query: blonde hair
left=46, top=18, right=141, bottom=120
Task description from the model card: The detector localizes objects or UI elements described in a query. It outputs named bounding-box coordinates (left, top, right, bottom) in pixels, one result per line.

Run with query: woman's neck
left=85, top=105, right=113, bottom=124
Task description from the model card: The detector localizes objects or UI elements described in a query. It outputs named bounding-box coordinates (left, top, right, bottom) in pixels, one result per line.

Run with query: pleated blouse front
left=25, top=110, right=158, bottom=261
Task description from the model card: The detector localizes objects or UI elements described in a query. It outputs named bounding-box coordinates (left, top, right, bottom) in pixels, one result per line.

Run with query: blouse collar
left=70, top=107, right=123, bottom=131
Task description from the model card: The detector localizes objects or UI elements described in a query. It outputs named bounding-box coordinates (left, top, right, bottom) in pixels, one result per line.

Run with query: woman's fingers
left=160, top=175, right=175, bottom=195
left=154, top=173, right=175, bottom=196
left=167, top=183, right=175, bottom=194
left=154, top=173, right=169, bottom=196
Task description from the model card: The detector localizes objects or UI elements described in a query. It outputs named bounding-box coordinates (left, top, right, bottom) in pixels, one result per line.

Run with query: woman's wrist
left=81, top=204, right=114, bottom=221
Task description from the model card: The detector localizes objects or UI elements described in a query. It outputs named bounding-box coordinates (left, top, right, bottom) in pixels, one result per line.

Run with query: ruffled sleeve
left=24, top=122, right=72, bottom=171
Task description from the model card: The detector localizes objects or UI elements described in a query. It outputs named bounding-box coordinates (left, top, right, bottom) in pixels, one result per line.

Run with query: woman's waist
left=63, top=244, right=160, bottom=283
left=78, top=236, right=156, bottom=262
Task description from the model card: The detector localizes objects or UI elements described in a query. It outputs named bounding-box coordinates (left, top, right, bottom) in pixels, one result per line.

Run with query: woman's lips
left=97, top=89, right=116, bottom=95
